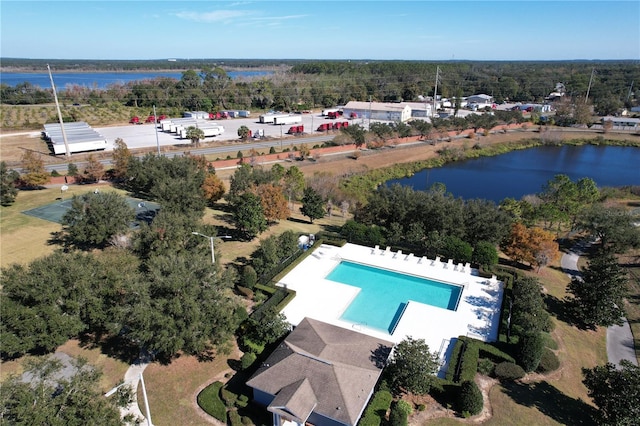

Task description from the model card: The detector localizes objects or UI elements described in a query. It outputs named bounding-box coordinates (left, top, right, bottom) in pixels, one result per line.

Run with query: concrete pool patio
left=277, top=243, right=504, bottom=376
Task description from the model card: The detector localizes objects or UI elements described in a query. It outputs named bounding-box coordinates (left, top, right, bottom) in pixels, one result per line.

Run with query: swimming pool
left=326, top=260, right=463, bottom=333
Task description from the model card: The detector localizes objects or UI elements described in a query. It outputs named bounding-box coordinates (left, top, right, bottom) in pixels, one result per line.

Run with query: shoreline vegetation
left=339, top=137, right=640, bottom=203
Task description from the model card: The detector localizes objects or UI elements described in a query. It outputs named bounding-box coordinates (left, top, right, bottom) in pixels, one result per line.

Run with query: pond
left=387, top=145, right=640, bottom=202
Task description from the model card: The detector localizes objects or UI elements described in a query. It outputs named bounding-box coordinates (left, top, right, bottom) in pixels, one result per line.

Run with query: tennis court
left=22, top=193, right=160, bottom=226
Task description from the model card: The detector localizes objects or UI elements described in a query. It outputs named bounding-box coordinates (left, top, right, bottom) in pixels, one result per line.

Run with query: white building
left=601, top=116, right=640, bottom=129
left=466, top=94, right=494, bottom=105
left=343, top=101, right=412, bottom=122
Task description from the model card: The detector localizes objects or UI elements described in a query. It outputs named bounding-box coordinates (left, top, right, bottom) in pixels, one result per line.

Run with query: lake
left=0, top=70, right=272, bottom=89
left=387, top=145, right=640, bottom=202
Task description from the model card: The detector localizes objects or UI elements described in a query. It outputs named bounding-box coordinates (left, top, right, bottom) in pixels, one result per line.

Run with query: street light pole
left=192, top=232, right=215, bottom=264
left=192, top=232, right=232, bottom=264
left=139, top=372, right=153, bottom=426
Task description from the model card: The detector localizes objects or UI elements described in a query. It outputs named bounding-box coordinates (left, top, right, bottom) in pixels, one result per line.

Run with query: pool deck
left=277, top=243, right=504, bottom=375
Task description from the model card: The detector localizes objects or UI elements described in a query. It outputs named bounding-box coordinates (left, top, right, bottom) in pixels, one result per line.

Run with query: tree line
left=2, top=60, right=638, bottom=118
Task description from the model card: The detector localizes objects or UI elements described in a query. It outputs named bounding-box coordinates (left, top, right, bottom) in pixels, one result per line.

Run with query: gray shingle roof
left=246, top=318, right=393, bottom=426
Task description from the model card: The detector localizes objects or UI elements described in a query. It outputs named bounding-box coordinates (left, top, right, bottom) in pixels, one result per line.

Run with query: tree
left=283, top=166, right=305, bottom=208
left=389, top=399, right=412, bottom=426
left=256, top=183, right=289, bottom=223
left=127, top=251, right=241, bottom=360
left=237, top=125, right=250, bottom=140
left=298, top=143, right=311, bottom=160
left=82, top=154, right=104, bottom=183
left=20, top=150, right=48, bottom=188
left=67, top=162, right=79, bottom=179
left=472, top=241, right=499, bottom=268
left=244, top=308, right=291, bottom=346
left=582, top=361, right=640, bottom=426
left=567, top=251, right=628, bottom=328
left=0, top=356, right=130, bottom=425
left=511, top=276, right=552, bottom=335
left=241, top=265, right=258, bottom=289
left=300, top=186, right=325, bottom=223
left=186, top=126, right=205, bottom=147
left=61, top=191, right=135, bottom=248
left=441, top=235, right=473, bottom=263
left=1, top=161, right=19, bottom=206
left=202, top=173, right=226, bottom=205
left=233, top=192, right=267, bottom=239
left=111, top=137, right=132, bottom=179
left=342, top=124, right=366, bottom=148
left=385, top=337, right=440, bottom=395
left=1, top=251, right=101, bottom=358
left=517, top=332, right=545, bottom=372
left=458, top=380, right=483, bottom=416
left=577, top=204, right=640, bottom=254
left=501, top=223, right=558, bottom=269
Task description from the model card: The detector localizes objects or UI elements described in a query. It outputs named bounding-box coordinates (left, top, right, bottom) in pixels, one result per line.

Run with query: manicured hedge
left=358, top=390, right=392, bottom=426
left=459, top=339, right=480, bottom=383
left=241, top=352, right=257, bottom=370
left=445, top=339, right=465, bottom=382
left=478, top=342, right=515, bottom=364
left=494, top=362, right=525, bottom=380
left=197, top=381, right=227, bottom=422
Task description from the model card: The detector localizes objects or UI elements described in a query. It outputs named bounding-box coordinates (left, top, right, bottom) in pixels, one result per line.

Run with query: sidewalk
left=561, top=242, right=637, bottom=367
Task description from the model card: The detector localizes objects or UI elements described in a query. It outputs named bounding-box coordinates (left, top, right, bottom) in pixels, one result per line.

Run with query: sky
left=1, top=0, right=639, bottom=61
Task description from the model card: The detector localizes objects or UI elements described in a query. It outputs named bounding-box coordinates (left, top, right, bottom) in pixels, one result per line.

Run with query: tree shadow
left=500, top=380, right=598, bottom=425
left=370, top=344, right=392, bottom=369
left=77, top=333, right=141, bottom=365
left=543, top=293, right=585, bottom=328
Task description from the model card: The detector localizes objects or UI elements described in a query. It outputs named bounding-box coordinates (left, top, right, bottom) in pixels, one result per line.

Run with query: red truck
left=317, top=123, right=332, bottom=131
left=327, top=111, right=343, bottom=119
left=129, top=116, right=140, bottom=124
left=145, top=114, right=167, bottom=123
left=333, top=122, right=349, bottom=130
left=287, top=125, right=304, bottom=135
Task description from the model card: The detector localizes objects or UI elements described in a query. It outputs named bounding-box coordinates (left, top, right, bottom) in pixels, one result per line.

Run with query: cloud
left=174, top=9, right=248, bottom=23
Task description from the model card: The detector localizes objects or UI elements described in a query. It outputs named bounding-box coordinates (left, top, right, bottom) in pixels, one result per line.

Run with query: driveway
left=561, top=242, right=637, bottom=367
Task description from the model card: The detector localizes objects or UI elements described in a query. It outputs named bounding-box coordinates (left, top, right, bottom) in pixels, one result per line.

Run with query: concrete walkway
left=105, top=359, right=152, bottom=425
left=561, top=242, right=638, bottom=367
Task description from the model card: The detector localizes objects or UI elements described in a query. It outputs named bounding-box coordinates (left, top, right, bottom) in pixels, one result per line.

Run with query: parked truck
left=259, top=113, right=290, bottom=124
left=287, top=125, right=304, bottom=134
left=179, top=124, right=224, bottom=139
left=322, top=108, right=341, bottom=116
left=273, top=115, right=303, bottom=125
left=327, top=111, right=343, bottom=119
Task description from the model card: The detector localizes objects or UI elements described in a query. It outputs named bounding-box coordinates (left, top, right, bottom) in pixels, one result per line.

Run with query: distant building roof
left=246, top=318, right=393, bottom=426
left=343, top=100, right=409, bottom=112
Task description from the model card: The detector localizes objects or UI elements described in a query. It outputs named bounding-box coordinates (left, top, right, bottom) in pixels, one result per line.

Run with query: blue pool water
left=326, top=261, right=462, bottom=334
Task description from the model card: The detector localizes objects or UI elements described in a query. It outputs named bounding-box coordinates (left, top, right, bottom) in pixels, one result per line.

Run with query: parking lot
left=96, top=112, right=359, bottom=151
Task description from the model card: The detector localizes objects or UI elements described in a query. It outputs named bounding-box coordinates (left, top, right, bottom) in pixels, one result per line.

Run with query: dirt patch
left=405, top=375, right=499, bottom=424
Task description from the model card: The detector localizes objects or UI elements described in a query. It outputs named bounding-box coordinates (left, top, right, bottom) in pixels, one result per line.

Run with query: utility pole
left=368, top=96, right=372, bottom=130
left=47, top=64, right=70, bottom=158
left=626, top=81, right=634, bottom=102
left=585, top=67, right=595, bottom=104
left=153, top=105, right=161, bottom=155
left=432, top=66, right=440, bottom=118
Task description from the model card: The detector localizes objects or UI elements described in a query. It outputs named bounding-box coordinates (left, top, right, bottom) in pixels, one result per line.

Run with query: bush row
left=358, top=390, right=393, bottom=426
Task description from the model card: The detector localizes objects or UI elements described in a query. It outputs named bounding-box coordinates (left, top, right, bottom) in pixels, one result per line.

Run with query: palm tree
left=186, top=126, right=205, bottom=147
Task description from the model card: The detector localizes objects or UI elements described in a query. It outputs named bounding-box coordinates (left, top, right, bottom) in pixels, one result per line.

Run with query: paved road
left=561, top=241, right=638, bottom=367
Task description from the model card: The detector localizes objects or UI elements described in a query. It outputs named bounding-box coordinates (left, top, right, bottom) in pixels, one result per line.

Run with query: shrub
left=236, top=286, right=254, bottom=299
left=541, top=332, right=558, bottom=350
left=494, top=362, right=525, bottom=380
left=359, top=390, right=393, bottom=426
left=517, top=332, right=545, bottom=372
left=241, top=352, right=257, bottom=370
left=477, top=358, right=495, bottom=376
left=458, top=380, right=483, bottom=416
left=388, top=400, right=410, bottom=426
left=197, top=381, right=227, bottom=422
left=416, top=404, right=426, bottom=412
left=228, top=409, right=242, bottom=426
left=242, top=265, right=258, bottom=289
left=237, top=394, right=249, bottom=408
left=221, top=387, right=238, bottom=407
left=445, top=339, right=465, bottom=382
left=537, top=348, right=560, bottom=373
left=51, top=169, right=60, bottom=177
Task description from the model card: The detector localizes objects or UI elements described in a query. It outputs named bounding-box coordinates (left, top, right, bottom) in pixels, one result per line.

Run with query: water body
left=0, top=70, right=272, bottom=89
left=387, top=145, right=640, bottom=202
